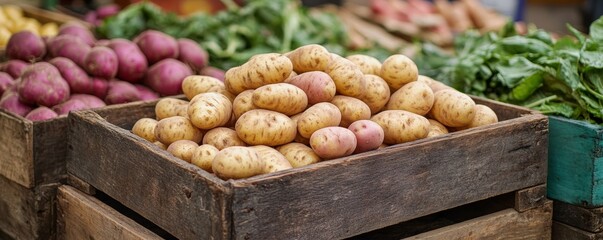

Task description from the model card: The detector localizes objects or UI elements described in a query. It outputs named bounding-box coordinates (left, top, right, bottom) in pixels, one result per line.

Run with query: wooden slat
left=0, top=110, right=34, bottom=187
left=0, top=174, right=58, bottom=240
left=553, top=221, right=601, bottom=240
left=67, top=175, right=96, bottom=195
left=553, top=200, right=603, bottom=233
left=230, top=113, right=548, bottom=239
left=515, top=184, right=548, bottom=212
left=405, top=200, right=552, bottom=240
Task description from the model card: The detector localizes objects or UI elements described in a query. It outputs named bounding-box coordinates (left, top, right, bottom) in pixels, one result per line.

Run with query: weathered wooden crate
left=57, top=184, right=174, bottom=240
left=66, top=96, right=548, bottom=239
left=0, top=101, right=160, bottom=240
left=552, top=200, right=603, bottom=240
left=352, top=184, right=552, bottom=240
left=546, top=116, right=603, bottom=207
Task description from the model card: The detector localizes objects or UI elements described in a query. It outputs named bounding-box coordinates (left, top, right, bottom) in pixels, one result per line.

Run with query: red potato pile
left=0, top=23, right=220, bottom=121
left=131, top=44, right=499, bottom=180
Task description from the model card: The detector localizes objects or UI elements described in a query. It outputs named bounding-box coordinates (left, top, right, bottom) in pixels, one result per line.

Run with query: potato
left=224, top=53, right=293, bottom=95
left=224, top=66, right=247, bottom=95
left=286, top=71, right=336, bottom=105
left=348, top=120, right=384, bottom=154
left=290, top=113, right=309, bottom=145
left=155, top=116, right=203, bottom=145
left=427, top=119, right=449, bottom=138
left=277, top=142, right=321, bottom=167
left=346, top=54, right=381, bottom=75
left=155, top=98, right=188, bottom=120
left=191, top=144, right=219, bottom=172
left=309, top=126, right=357, bottom=160
left=429, top=89, right=476, bottom=127
left=188, top=92, right=232, bottom=130
left=167, top=140, right=198, bottom=162
left=360, top=74, right=390, bottom=114
left=285, top=44, right=331, bottom=73
left=153, top=141, right=167, bottom=150
left=455, top=104, right=498, bottom=130
left=132, top=117, right=158, bottom=142
left=370, top=110, right=430, bottom=144
left=297, top=102, right=342, bottom=138
left=232, top=90, right=256, bottom=120
left=212, top=146, right=264, bottom=180
left=252, top=83, right=308, bottom=116
left=380, top=54, right=418, bottom=91
left=386, top=81, right=434, bottom=116
left=326, top=56, right=366, bottom=98
left=235, top=109, right=297, bottom=146
left=182, top=75, right=226, bottom=100
left=330, top=95, right=371, bottom=127
left=418, top=75, right=452, bottom=93
left=250, top=145, right=293, bottom=174
left=202, top=127, right=246, bottom=150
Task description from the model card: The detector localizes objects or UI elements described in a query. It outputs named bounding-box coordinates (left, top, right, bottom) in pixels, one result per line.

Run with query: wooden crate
left=0, top=100, right=161, bottom=240
left=57, top=185, right=171, bottom=240
left=66, top=96, right=549, bottom=239
left=552, top=200, right=603, bottom=239
left=546, top=116, right=603, bottom=207
left=352, top=184, right=552, bottom=240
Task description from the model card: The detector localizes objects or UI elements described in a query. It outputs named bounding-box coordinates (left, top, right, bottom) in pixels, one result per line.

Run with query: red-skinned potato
left=348, top=120, right=384, bottom=154
left=310, top=126, right=357, bottom=160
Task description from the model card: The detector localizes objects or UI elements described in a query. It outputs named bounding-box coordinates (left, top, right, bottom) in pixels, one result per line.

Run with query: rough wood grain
left=67, top=175, right=96, bottom=196
left=67, top=109, right=232, bottom=240
left=0, top=175, right=58, bottom=240
left=57, top=185, right=162, bottom=240
left=0, top=110, right=34, bottom=187
left=515, top=184, right=548, bottom=212
left=553, top=221, right=601, bottom=240
left=405, top=200, right=552, bottom=240
left=230, top=114, right=548, bottom=239
left=553, top=200, right=603, bottom=233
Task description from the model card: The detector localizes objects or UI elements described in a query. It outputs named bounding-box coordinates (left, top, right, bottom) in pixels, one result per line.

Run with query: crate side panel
left=553, top=221, right=601, bottom=240
left=553, top=200, right=603, bottom=233
left=231, top=115, right=548, bottom=239
left=32, top=118, right=69, bottom=186
left=0, top=111, right=34, bottom=188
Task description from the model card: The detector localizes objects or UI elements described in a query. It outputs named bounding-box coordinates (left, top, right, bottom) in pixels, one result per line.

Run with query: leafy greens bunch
left=414, top=17, right=603, bottom=125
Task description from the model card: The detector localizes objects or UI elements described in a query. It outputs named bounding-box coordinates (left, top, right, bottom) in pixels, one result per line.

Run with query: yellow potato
left=359, top=74, right=391, bottom=114
left=188, top=92, right=232, bottom=130
left=182, top=75, right=226, bottom=100
left=297, top=102, right=342, bottom=138
left=167, top=140, right=199, bottom=162
left=455, top=104, right=498, bottom=130
left=277, top=142, right=321, bottom=168
left=235, top=109, right=297, bottom=146
left=39, top=22, right=58, bottom=37
left=309, top=126, right=357, bottom=160
left=154, top=116, right=204, bottom=145
left=224, top=66, right=247, bottom=95
left=212, top=146, right=264, bottom=180
left=290, top=113, right=309, bottom=145
left=225, top=53, right=293, bottom=95
left=191, top=144, right=219, bottom=172
left=346, top=54, right=382, bottom=75
left=285, top=44, right=331, bottom=73
left=426, top=119, right=449, bottom=138
left=202, top=127, right=247, bottom=150
left=3, top=5, right=23, bottom=21
left=153, top=141, right=168, bottom=150
left=386, top=81, right=434, bottom=116
left=326, top=57, right=366, bottom=98
left=370, top=110, right=430, bottom=144
left=131, top=117, right=158, bottom=142
left=252, top=83, right=308, bottom=116
left=429, top=89, right=476, bottom=127
left=0, top=27, right=11, bottom=47
left=155, top=98, right=189, bottom=120
left=380, top=54, right=419, bottom=91
left=232, top=90, right=257, bottom=120
left=18, top=19, right=40, bottom=35
left=418, top=75, right=453, bottom=93
left=250, top=145, right=293, bottom=174
left=330, top=95, right=371, bottom=128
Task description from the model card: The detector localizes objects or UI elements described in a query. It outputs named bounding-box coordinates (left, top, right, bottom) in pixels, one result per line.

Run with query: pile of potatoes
left=131, top=44, right=498, bottom=180
left=0, top=5, right=59, bottom=47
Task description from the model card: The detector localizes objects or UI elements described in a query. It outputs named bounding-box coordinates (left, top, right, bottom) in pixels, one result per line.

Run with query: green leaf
left=580, top=51, right=603, bottom=69
left=510, top=72, right=544, bottom=101
left=589, top=16, right=603, bottom=42
left=567, top=23, right=586, bottom=44
left=500, top=36, right=552, bottom=55
left=533, top=102, right=576, bottom=118
left=558, top=58, right=583, bottom=91
left=495, top=56, right=543, bottom=87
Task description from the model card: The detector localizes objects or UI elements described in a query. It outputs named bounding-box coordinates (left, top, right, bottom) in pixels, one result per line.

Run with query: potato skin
left=167, top=140, right=198, bottom=162
left=182, top=75, right=229, bottom=100
left=155, top=98, right=188, bottom=120
left=153, top=141, right=167, bottom=150
left=155, top=116, right=203, bottom=145
left=191, top=144, right=219, bottom=172
left=380, top=54, right=418, bottom=91
left=250, top=145, right=293, bottom=174
left=285, top=44, right=331, bottom=73
left=252, top=83, right=308, bottom=116
left=235, top=109, right=297, bottom=146
left=309, top=126, right=357, bottom=160
left=346, top=54, right=381, bottom=75
left=132, top=117, right=158, bottom=142
left=417, top=75, right=452, bottom=93
left=326, top=57, right=366, bottom=98
left=386, top=81, right=434, bottom=116
left=277, top=143, right=321, bottom=167
left=360, top=74, right=391, bottom=114
left=286, top=71, right=336, bottom=105
left=224, top=53, right=293, bottom=95
left=330, top=95, right=371, bottom=128
left=202, top=127, right=246, bottom=150
left=429, top=89, right=476, bottom=127
left=188, top=92, right=232, bottom=130
left=212, top=146, right=264, bottom=180
left=232, top=90, right=257, bottom=120
left=455, top=104, right=498, bottom=130
left=297, top=102, right=342, bottom=138
left=290, top=113, right=310, bottom=145
left=370, top=110, right=430, bottom=144
left=348, top=120, right=385, bottom=154
left=427, top=119, right=449, bottom=138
